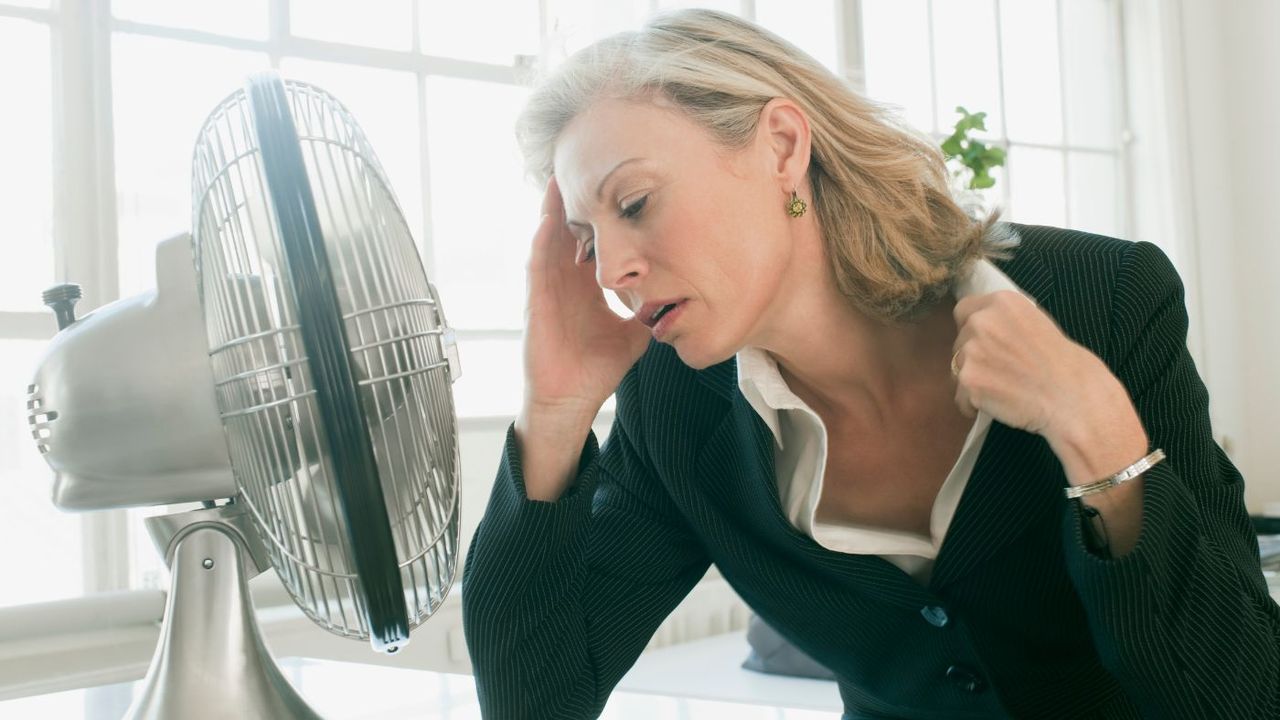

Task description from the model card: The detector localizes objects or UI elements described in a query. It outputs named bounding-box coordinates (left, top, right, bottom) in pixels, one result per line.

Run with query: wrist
left=519, top=398, right=601, bottom=436
left=1049, top=406, right=1148, bottom=488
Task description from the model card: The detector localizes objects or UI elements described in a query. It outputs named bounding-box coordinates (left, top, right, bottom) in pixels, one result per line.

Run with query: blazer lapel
left=692, top=388, right=939, bottom=608
left=930, top=235, right=1063, bottom=590
left=926, top=422, right=1063, bottom=590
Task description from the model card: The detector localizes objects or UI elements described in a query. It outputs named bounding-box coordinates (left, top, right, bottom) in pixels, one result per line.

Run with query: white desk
left=619, top=631, right=843, bottom=713
left=0, top=655, right=840, bottom=719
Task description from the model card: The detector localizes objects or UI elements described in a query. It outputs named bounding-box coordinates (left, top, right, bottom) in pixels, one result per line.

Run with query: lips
left=638, top=298, right=687, bottom=328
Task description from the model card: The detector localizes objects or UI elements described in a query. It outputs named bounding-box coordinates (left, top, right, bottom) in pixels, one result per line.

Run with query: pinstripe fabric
left=462, top=224, right=1280, bottom=719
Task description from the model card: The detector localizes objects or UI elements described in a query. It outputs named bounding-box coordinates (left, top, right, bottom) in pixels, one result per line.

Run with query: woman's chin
left=672, top=339, right=736, bottom=371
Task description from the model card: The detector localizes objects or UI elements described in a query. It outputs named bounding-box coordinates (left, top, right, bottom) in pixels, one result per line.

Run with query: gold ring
left=950, top=350, right=961, bottom=377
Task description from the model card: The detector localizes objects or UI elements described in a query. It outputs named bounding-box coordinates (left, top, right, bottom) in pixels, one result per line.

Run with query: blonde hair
left=516, top=9, right=1017, bottom=322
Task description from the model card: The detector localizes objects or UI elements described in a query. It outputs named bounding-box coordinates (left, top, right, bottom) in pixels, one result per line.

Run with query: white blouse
left=735, top=259, right=1033, bottom=585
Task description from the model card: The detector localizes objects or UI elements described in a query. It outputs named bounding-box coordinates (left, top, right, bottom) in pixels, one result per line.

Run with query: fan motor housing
left=29, top=233, right=237, bottom=511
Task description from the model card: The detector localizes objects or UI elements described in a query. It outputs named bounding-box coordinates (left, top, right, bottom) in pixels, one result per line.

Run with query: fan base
left=126, top=522, right=322, bottom=720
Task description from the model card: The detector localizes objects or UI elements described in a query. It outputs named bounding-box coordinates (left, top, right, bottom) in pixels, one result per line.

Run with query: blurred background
left=0, top=0, right=1277, bottom=706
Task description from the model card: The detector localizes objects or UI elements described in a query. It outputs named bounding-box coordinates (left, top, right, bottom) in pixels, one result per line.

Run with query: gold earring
left=787, top=189, right=807, bottom=218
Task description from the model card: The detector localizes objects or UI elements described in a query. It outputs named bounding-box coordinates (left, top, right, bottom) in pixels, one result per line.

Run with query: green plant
left=940, top=106, right=1006, bottom=190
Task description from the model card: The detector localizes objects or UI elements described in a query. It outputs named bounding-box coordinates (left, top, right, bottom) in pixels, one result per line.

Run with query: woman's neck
left=757, top=283, right=958, bottom=426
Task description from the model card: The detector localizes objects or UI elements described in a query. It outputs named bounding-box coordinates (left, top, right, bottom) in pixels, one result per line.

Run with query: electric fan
left=27, top=71, right=462, bottom=719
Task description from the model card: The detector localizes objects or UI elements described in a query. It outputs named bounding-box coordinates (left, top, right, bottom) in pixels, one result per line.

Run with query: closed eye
left=578, top=195, right=648, bottom=264
left=620, top=195, right=647, bottom=219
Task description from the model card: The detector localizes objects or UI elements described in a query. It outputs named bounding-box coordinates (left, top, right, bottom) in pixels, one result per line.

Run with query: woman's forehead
left=552, top=97, right=730, bottom=189
left=557, top=99, right=682, bottom=162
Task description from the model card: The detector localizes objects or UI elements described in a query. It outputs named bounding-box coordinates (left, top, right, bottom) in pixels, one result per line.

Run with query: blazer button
left=946, top=664, right=987, bottom=694
left=920, top=605, right=949, bottom=628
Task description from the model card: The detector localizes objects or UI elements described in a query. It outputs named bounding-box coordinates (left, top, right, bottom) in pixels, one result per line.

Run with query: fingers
left=950, top=290, right=1052, bottom=425
left=950, top=341, right=975, bottom=417
left=954, top=290, right=1037, bottom=330
left=530, top=177, right=574, bottom=269
left=952, top=293, right=988, bottom=328
left=526, top=213, right=556, bottom=303
left=951, top=291, right=1012, bottom=372
left=528, top=177, right=602, bottom=311
left=954, top=381, right=978, bottom=418
left=531, top=211, right=556, bottom=261
left=541, top=175, right=564, bottom=220
left=951, top=297, right=987, bottom=419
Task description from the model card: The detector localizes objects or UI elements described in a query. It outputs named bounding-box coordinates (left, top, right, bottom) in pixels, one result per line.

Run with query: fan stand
left=126, top=504, right=322, bottom=720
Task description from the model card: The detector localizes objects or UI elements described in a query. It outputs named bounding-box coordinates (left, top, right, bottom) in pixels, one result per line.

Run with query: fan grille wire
left=190, top=80, right=460, bottom=640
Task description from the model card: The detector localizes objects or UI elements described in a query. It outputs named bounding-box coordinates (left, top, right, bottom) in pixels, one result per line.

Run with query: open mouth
left=651, top=303, right=678, bottom=323
left=640, top=299, right=687, bottom=328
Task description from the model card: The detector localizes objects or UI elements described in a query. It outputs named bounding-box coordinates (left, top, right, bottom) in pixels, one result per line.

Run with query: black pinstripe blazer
left=463, top=224, right=1280, bottom=719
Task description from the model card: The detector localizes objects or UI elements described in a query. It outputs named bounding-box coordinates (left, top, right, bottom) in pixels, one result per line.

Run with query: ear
left=758, top=98, right=811, bottom=193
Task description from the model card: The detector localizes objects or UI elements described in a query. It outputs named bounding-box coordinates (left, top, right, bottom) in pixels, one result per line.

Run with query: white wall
left=1177, top=0, right=1280, bottom=512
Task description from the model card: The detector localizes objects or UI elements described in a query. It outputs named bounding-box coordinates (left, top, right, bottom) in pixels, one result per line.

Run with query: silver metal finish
left=145, top=502, right=272, bottom=577
left=28, top=233, right=237, bottom=510
left=125, top=523, right=320, bottom=720
left=189, top=78, right=461, bottom=645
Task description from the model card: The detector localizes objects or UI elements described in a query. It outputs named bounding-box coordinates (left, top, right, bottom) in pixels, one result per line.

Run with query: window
left=0, top=16, right=54, bottom=312
left=1, top=0, right=1130, bottom=608
left=0, top=2, right=86, bottom=609
left=0, top=342, right=83, bottom=606
left=112, top=34, right=271, bottom=296
left=861, top=0, right=1126, bottom=237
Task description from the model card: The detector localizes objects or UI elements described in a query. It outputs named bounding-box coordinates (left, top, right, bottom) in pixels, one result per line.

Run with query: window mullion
left=269, top=0, right=288, bottom=67
left=1055, top=0, right=1070, bottom=225
left=53, top=0, right=130, bottom=595
left=0, top=312, right=56, bottom=340
left=924, top=0, right=939, bottom=136
left=837, top=0, right=866, bottom=94
left=0, top=3, right=53, bottom=23
left=992, top=0, right=1012, bottom=213
left=416, top=67, right=438, bottom=280
left=269, top=0, right=289, bottom=44
left=410, top=0, right=437, bottom=279
left=53, top=2, right=118, bottom=307
left=1113, top=0, right=1136, bottom=242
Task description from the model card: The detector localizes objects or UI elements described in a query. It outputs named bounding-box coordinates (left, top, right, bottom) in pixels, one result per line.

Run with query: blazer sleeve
left=461, top=366, right=712, bottom=719
left=1060, top=240, right=1280, bottom=719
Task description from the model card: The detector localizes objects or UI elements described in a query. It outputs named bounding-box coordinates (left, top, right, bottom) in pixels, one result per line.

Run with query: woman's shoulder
left=994, top=222, right=1186, bottom=364
left=998, top=222, right=1134, bottom=267
left=996, top=221, right=1180, bottom=295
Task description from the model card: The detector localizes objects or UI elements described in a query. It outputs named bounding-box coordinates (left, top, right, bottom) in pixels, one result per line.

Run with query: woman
left=462, top=9, right=1278, bottom=719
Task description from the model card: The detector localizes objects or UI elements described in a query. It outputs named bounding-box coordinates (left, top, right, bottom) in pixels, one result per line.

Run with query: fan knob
left=43, top=283, right=83, bottom=330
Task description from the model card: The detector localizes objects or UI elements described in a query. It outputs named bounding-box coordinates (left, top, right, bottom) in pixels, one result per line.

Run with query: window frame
left=851, top=0, right=1131, bottom=236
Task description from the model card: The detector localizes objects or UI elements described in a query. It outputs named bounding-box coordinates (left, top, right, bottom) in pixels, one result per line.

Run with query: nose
left=594, top=231, right=648, bottom=294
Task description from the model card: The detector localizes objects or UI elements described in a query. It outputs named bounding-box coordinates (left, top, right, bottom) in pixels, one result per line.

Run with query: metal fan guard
left=189, top=75, right=461, bottom=645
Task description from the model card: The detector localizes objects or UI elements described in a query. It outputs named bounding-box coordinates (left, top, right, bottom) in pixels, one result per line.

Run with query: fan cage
left=190, top=78, right=460, bottom=641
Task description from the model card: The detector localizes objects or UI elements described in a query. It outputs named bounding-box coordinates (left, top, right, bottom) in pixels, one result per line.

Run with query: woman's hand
left=950, top=291, right=1148, bottom=485
left=521, top=176, right=653, bottom=420
left=516, top=177, right=654, bottom=501
left=951, top=289, right=1154, bottom=557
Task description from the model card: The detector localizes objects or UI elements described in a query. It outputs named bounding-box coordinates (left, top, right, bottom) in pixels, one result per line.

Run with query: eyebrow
left=565, top=157, right=644, bottom=228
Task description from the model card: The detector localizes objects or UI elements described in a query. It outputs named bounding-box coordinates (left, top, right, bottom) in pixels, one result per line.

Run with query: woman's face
left=552, top=96, right=799, bottom=369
